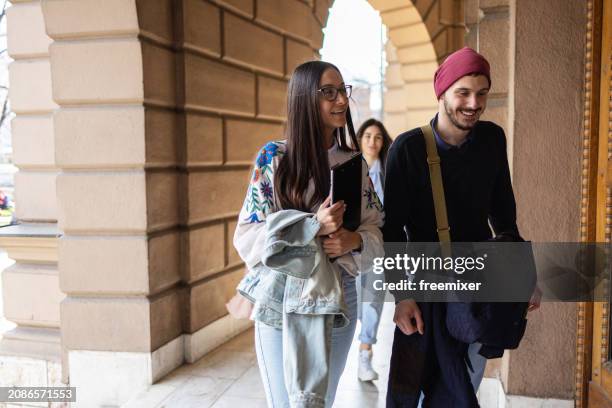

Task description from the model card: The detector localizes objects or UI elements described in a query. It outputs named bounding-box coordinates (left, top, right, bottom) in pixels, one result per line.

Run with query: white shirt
left=368, top=159, right=384, bottom=204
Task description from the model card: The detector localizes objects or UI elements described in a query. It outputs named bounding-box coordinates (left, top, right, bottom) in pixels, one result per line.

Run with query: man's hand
left=321, top=228, right=362, bottom=257
left=394, top=299, right=424, bottom=335
left=528, top=285, right=542, bottom=312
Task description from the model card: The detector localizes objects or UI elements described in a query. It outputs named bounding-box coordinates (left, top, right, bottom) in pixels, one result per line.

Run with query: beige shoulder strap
left=420, top=124, right=451, bottom=244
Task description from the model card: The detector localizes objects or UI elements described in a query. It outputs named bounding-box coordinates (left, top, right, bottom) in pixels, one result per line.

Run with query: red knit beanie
left=433, top=47, right=491, bottom=99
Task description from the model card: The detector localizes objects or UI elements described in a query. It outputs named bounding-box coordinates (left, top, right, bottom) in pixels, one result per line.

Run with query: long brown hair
left=356, top=118, right=392, bottom=175
left=275, top=61, right=359, bottom=211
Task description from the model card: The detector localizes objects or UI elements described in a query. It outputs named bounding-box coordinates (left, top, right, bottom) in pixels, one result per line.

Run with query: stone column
left=383, top=41, right=409, bottom=137
left=508, top=0, right=584, bottom=399
left=41, top=1, right=184, bottom=405
left=0, top=0, right=64, bottom=390
left=464, top=0, right=584, bottom=401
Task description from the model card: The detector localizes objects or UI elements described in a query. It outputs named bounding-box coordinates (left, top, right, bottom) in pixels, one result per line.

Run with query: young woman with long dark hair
left=357, top=118, right=392, bottom=203
left=354, top=119, right=393, bottom=382
left=233, top=61, right=384, bottom=407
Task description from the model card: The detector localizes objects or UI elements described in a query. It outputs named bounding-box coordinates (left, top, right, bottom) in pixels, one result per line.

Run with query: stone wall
left=0, top=0, right=63, bottom=390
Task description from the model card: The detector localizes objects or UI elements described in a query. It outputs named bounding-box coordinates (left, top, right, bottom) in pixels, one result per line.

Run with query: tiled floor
left=120, top=303, right=575, bottom=408
left=124, top=303, right=397, bottom=408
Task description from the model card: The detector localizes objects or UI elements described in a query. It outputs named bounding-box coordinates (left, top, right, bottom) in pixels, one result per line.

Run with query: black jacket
left=384, top=121, right=521, bottom=408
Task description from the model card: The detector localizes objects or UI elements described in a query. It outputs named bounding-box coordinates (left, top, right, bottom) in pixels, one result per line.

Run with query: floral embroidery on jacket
left=260, top=181, right=274, bottom=200
left=364, top=177, right=383, bottom=212
left=256, top=142, right=279, bottom=168
left=252, top=168, right=261, bottom=183
left=243, top=141, right=285, bottom=223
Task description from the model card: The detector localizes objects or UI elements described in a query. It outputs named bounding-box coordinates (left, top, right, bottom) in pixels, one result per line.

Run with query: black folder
left=330, top=153, right=362, bottom=231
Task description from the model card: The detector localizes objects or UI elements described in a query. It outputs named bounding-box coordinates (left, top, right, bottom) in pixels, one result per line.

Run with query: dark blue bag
left=446, top=234, right=533, bottom=359
left=446, top=301, right=528, bottom=358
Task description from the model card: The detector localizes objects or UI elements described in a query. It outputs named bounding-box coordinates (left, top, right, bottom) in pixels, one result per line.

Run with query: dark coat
left=384, top=121, right=521, bottom=408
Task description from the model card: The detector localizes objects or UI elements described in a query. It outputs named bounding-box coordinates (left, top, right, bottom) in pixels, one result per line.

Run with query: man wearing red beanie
left=382, top=47, right=539, bottom=407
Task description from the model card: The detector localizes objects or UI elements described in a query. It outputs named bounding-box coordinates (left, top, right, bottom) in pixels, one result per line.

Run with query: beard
left=444, top=98, right=482, bottom=131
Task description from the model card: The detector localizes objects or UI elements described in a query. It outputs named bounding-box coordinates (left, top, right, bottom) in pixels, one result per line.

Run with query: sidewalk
left=124, top=304, right=396, bottom=407
left=122, top=303, right=574, bottom=408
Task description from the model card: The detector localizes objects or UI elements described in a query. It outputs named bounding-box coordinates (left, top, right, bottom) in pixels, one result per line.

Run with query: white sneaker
left=358, top=349, right=379, bottom=382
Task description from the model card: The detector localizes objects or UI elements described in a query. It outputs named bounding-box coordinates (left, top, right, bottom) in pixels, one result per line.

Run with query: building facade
left=1, top=0, right=611, bottom=406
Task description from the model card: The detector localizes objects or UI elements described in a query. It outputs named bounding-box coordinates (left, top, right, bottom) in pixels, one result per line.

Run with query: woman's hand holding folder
left=316, top=196, right=345, bottom=236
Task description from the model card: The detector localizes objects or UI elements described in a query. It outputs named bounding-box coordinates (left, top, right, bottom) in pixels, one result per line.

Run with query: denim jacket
left=233, top=140, right=385, bottom=327
left=237, top=209, right=349, bottom=329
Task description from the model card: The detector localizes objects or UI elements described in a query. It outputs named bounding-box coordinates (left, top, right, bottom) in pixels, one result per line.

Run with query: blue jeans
left=356, top=273, right=384, bottom=345
left=255, top=273, right=357, bottom=408
left=466, top=342, right=487, bottom=391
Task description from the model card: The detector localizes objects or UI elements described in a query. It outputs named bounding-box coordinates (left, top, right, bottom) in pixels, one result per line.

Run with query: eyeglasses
left=317, top=85, right=352, bottom=101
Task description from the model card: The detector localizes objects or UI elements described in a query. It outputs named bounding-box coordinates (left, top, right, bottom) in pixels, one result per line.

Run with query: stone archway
left=369, top=0, right=464, bottom=136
